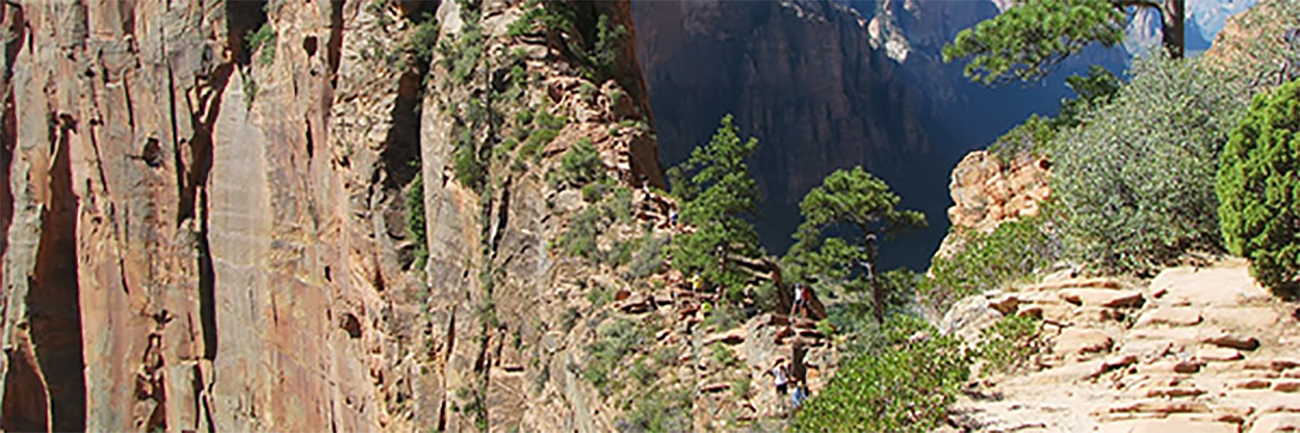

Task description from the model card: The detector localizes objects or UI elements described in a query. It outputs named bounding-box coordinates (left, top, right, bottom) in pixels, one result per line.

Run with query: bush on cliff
left=1217, top=78, right=1300, bottom=291
left=1051, top=53, right=1243, bottom=273
left=794, top=315, right=970, bottom=433
left=926, top=211, right=1061, bottom=311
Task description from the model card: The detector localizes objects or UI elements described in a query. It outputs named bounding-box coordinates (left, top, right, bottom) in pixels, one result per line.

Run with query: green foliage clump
left=520, top=110, right=566, bottom=161
left=586, top=14, right=628, bottom=82
left=1052, top=54, right=1244, bottom=273
left=794, top=315, right=970, bottom=433
left=453, top=132, right=486, bottom=191
left=402, top=14, right=440, bottom=71
left=557, top=139, right=604, bottom=187
left=825, top=268, right=923, bottom=352
left=584, top=318, right=647, bottom=390
left=926, top=213, right=1060, bottom=312
left=668, top=114, right=763, bottom=300
left=406, top=173, right=429, bottom=271
left=506, top=0, right=577, bottom=38
left=556, top=185, right=632, bottom=262
left=247, top=22, right=278, bottom=66
left=976, top=314, right=1042, bottom=376
left=557, top=205, right=601, bottom=259
left=700, top=302, right=744, bottom=331
left=1216, top=78, right=1300, bottom=291
left=620, top=387, right=691, bottom=433
left=942, top=0, right=1124, bottom=85
left=438, top=11, right=484, bottom=84
left=625, top=233, right=668, bottom=280
left=783, top=166, right=926, bottom=324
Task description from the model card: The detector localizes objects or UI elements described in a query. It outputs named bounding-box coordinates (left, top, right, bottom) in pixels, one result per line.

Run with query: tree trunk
left=866, top=241, right=885, bottom=325
left=1162, top=0, right=1185, bottom=58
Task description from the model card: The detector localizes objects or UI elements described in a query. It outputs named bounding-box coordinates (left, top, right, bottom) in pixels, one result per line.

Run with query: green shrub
left=557, top=206, right=601, bottom=259
left=620, top=387, right=691, bottom=433
left=1051, top=53, right=1243, bottom=273
left=625, top=234, right=668, bottom=280
left=536, top=110, right=567, bottom=130
left=557, top=138, right=603, bottom=186
left=584, top=318, right=647, bottom=390
left=247, top=22, right=277, bottom=66
left=402, top=15, right=440, bottom=70
left=988, top=114, right=1057, bottom=161
left=1217, top=78, right=1300, bottom=291
left=406, top=173, right=428, bottom=270
left=700, top=302, right=744, bottom=331
left=452, top=133, right=486, bottom=191
left=976, top=314, right=1042, bottom=376
left=826, top=268, right=924, bottom=353
left=926, top=213, right=1060, bottom=311
left=586, top=14, right=627, bottom=82
left=506, top=0, right=576, bottom=38
left=794, top=316, right=970, bottom=433
left=630, top=357, right=655, bottom=387
left=585, top=279, right=616, bottom=308
left=439, top=12, right=483, bottom=84
left=710, top=343, right=739, bottom=367
left=581, top=181, right=609, bottom=203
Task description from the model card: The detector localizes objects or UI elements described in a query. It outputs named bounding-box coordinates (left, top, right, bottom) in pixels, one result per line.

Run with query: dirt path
left=946, top=259, right=1300, bottom=433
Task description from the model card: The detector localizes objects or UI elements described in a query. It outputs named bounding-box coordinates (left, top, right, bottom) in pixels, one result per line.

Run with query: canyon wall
left=0, top=0, right=677, bottom=431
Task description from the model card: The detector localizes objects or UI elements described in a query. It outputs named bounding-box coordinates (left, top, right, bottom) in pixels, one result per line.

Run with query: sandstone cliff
left=0, top=0, right=848, bottom=431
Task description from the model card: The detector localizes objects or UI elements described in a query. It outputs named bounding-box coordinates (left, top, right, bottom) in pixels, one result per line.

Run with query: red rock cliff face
left=0, top=0, right=667, bottom=431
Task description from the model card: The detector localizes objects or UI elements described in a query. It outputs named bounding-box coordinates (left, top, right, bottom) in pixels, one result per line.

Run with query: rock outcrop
left=933, top=150, right=1051, bottom=260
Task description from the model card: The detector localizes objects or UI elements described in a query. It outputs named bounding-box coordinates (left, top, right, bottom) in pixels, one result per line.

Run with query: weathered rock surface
left=0, top=0, right=724, bottom=432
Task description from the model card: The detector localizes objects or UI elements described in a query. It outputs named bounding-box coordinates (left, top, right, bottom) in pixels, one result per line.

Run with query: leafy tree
left=784, top=167, right=926, bottom=324
left=794, top=315, right=970, bottom=433
left=1216, top=78, right=1300, bottom=291
left=556, top=138, right=603, bottom=187
left=669, top=115, right=762, bottom=299
left=943, top=0, right=1186, bottom=85
left=1052, top=53, right=1243, bottom=272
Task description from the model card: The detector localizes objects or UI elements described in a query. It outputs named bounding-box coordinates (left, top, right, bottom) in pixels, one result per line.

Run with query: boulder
left=704, top=328, right=747, bottom=346
left=1030, top=360, right=1107, bottom=383
left=1059, top=289, right=1145, bottom=308
left=1274, top=380, right=1300, bottom=393
left=1054, top=328, right=1114, bottom=356
left=1249, top=412, right=1300, bottom=433
left=1135, top=307, right=1203, bottom=328
left=1196, top=347, right=1243, bottom=362
left=1205, top=332, right=1261, bottom=351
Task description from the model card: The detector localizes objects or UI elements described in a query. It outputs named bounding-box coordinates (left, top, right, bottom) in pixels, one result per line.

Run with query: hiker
left=690, top=273, right=703, bottom=293
left=790, top=382, right=808, bottom=409
left=770, top=361, right=790, bottom=396
left=640, top=174, right=652, bottom=199
left=789, top=283, right=811, bottom=318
